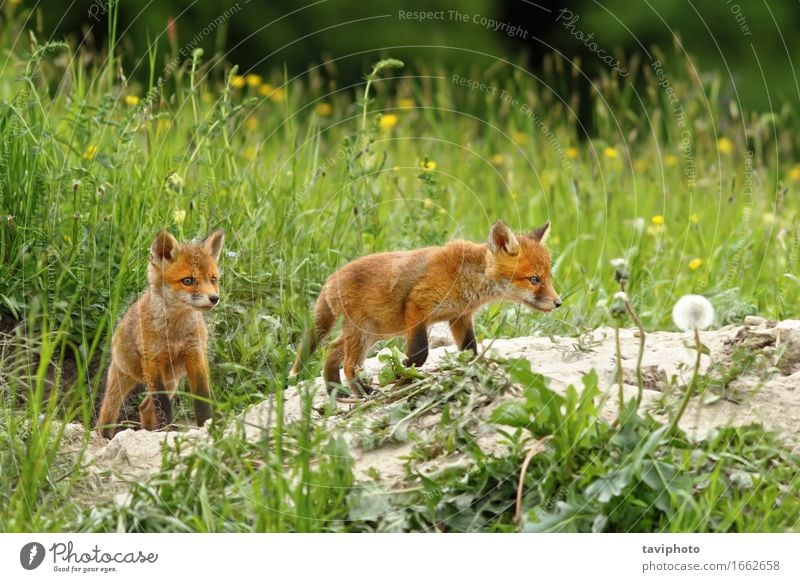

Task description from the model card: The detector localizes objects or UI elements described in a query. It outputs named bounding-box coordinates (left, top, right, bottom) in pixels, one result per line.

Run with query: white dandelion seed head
left=672, top=294, right=715, bottom=331
left=610, top=257, right=627, bottom=269
left=614, top=291, right=628, bottom=301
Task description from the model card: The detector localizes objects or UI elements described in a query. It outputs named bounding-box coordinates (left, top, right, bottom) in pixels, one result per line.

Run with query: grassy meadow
left=1, top=5, right=799, bottom=532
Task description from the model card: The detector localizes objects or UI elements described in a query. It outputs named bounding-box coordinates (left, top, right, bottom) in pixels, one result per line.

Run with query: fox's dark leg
left=139, top=370, right=172, bottom=431
left=186, top=352, right=213, bottom=427
left=97, top=363, right=138, bottom=439
left=404, top=304, right=429, bottom=368
left=342, top=328, right=373, bottom=397
left=450, top=315, right=478, bottom=355
left=323, top=335, right=345, bottom=392
left=404, top=324, right=429, bottom=368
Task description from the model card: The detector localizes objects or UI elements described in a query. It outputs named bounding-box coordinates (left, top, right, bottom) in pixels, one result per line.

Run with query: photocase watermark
left=726, top=0, right=752, bottom=37
left=19, top=541, right=158, bottom=574
left=87, top=0, right=114, bottom=22
left=20, top=542, right=46, bottom=570
left=724, top=150, right=756, bottom=290
left=297, top=141, right=362, bottom=201
left=555, top=8, right=629, bottom=76
left=651, top=59, right=695, bottom=189
left=397, top=9, right=528, bottom=39
left=777, top=224, right=800, bottom=309
left=542, top=486, right=568, bottom=512
left=118, top=2, right=245, bottom=133
left=452, top=74, right=572, bottom=170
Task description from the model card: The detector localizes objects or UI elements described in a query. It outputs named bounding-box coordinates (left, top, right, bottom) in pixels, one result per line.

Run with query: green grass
left=0, top=8, right=799, bottom=532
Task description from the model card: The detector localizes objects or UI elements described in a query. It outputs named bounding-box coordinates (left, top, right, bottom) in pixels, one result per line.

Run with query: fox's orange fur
left=290, top=220, right=560, bottom=395
left=96, top=229, right=224, bottom=439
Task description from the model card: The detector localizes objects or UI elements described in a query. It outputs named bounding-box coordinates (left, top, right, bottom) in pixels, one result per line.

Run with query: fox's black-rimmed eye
left=182, top=277, right=196, bottom=286
left=210, top=276, right=217, bottom=284
left=529, top=275, right=541, bottom=285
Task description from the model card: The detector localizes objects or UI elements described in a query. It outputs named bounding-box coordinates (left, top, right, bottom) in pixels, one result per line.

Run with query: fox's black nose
left=209, top=295, right=220, bottom=305
left=554, top=299, right=562, bottom=309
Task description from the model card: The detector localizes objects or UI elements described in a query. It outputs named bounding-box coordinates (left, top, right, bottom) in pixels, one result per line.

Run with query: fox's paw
left=98, top=426, right=116, bottom=440
left=350, top=378, right=375, bottom=398
left=325, top=379, right=374, bottom=399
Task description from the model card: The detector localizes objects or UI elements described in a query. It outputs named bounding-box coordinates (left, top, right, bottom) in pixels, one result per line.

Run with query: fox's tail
left=289, top=291, right=336, bottom=378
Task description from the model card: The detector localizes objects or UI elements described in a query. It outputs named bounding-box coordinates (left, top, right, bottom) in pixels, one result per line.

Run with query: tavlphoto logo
left=20, top=542, right=46, bottom=570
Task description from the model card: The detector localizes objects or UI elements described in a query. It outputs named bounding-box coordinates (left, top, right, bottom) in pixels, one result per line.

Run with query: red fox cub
left=96, top=229, right=224, bottom=439
left=290, top=220, right=560, bottom=395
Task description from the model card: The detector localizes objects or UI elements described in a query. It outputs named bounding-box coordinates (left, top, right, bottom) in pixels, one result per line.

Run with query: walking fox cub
left=97, top=229, right=224, bottom=439
left=290, top=220, right=560, bottom=395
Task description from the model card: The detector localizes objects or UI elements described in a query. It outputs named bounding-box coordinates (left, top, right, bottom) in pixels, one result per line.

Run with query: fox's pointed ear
left=150, top=231, right=179, bottom=264
left=530, top=222, right=551, bottom=245
left=488, top=220, right=520, bottom=255
left=202, top=229, right=225, bottom=261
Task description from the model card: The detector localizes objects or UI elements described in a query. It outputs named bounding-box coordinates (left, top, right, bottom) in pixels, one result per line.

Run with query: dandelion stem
left=669, top=327, right=702, bottom=435
left=614, top=322, right=624, bottom=422
left=624, top=298, right=646, bottom=411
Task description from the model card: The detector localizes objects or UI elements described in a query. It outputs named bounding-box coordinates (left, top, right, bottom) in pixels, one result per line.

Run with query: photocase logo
left=20, top=542, right=46, bottom=570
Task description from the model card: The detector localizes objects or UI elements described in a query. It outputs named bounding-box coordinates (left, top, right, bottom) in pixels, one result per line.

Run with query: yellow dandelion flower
left=688, top=258, right=703, bottom=271
left=665, top=154, right=678, bottom=167
left=423, top=198, right=434, bottom=210
left=173, top=209, right=187, bottom=225
left=788, top=165, right=800, bottom=181
left=244, top=146, right=257, bottom=161
left=651, top=214, right=664, bottom=226
left=565, top=146, right=579, bottom=159
left=633, top=159, right=648, bottom=172
left=419, top=159, right=436, bottom=171
left=315, top=102, right=333, bottom=117
left=82, top=145, right=98, bottom=160
left=397, top=98, right=415, bottom=109
left=268, top=87, right=286, bottom=102
left=230, top=75, right=246, bottom=89
left=245, top=117, right=259, bottom=131
left=490, top=154, right=504, bottom=166
left=156, top=118, right=172, bottom=133
left=246, top=74, right=262, bottom=87
left=124, top=95, right=140, bottom=107
left=689, top=213, right=700, bottom=224
left=603, top=147, right=618, bottom=159
left=717, top=137, right=734, bottom=154
left=379, top=114, right=398, bottom=129
left=258, top=83, right=274, bottom=96
left=512, top=131, right=528, bottom=146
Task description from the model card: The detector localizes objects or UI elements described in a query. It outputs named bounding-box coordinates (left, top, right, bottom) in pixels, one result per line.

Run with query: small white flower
left=226, top=251, right=237, bottom=258
left=672, top=294, right=714, bottom=331
left=165, top=171, right=184, bottom=192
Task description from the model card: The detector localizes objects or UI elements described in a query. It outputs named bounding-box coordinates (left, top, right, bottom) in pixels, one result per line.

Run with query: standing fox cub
left=97, top=229, right=224, bottom=439
left=290, top=220, right=560, bottom=395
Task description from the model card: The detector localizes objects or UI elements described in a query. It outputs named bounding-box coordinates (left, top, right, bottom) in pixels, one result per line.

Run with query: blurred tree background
left=24, top=0, right=800, bottom=111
